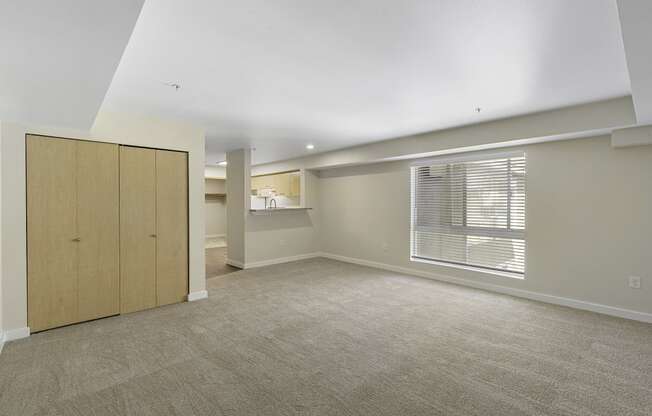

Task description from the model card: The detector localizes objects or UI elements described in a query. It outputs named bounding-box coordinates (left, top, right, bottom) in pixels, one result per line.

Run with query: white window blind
left=410, top=152, right=526, bottom=275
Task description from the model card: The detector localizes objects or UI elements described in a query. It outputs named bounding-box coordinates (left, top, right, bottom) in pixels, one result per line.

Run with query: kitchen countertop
left=249, top=207, right=312, bottom=214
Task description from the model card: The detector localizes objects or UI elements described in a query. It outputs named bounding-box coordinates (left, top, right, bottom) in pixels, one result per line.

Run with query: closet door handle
left=71, top=237, right=81, bottom=242
left=149, top=234, right=157, bottom=238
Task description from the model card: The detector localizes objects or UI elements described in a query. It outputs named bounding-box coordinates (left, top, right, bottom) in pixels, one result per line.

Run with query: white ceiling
left=101, top=0, right=631, bottom=165
left=0, top=0, right=144, bottom=128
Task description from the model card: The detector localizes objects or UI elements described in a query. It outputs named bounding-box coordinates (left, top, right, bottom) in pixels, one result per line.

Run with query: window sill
left=410, top=257, right=524, bottom=280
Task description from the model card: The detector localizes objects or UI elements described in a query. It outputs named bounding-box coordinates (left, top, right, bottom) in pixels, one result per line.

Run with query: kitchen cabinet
left=251, top=171, right=300, bottom=197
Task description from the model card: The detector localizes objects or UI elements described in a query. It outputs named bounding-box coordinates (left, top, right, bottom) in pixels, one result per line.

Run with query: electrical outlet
left=279, top=239, right=286, bottom=246
left=381, top=242, right=389, bottom=252
left=628, top=276, right=641, bottom=289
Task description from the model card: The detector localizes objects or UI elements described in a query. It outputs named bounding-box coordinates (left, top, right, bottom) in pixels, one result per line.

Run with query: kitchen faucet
left=268, top=198, right=277, bottom=209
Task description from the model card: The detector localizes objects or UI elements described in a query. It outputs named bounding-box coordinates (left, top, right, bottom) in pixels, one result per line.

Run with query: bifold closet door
left=27, top=136, right=78, bottom=332
left=156, top=150, right=188, bottom=306
left=77, top=141, right=120, bottom=322
left=120, top=146, right=157, bottom=313
left=27, top=136, right=119, bottom=332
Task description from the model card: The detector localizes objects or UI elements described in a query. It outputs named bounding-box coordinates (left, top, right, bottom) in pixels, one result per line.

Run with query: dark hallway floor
left=205, top=247, right=239, bottom=278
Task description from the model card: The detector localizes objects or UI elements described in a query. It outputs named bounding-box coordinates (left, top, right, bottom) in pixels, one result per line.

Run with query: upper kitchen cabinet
left=251, top=170, right=301, bottom=197
left=250, top=170, right=303, bottom=210
left=289, top=171, right=300, bottom=196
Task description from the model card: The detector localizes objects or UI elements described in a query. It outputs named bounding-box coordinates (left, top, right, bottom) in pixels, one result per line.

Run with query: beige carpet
left=1, top=258, right=651, bottom=415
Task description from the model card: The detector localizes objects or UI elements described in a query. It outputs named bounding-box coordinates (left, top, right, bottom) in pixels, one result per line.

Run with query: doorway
left=205, top=176, right=239, bottom=278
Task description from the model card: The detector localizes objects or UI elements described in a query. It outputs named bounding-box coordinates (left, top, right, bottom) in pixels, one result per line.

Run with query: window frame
left=409, top=151, right=526, bottom=278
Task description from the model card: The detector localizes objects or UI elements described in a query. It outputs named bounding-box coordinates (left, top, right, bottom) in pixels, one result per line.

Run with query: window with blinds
left=410, top=152, right=526, bottom=276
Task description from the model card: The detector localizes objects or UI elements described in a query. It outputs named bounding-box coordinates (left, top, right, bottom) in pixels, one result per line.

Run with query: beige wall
left=1, top=112, right=206, bottom=333
left=245, top=170, right=320, bottom=264
left=0, top=121, right=3, bottom=338
left=253, top=97, right=635, bottom=174
left=205, top=177, right=226, bottom=194
left=229, top=155, right=320, bottom=266
left=318, top=135, right=652, bottom=316
left=226, top=149, right=249, bottom=265
left=205, top=165, right=226, bottom=179
left=205, top=178, right=227, bottom=236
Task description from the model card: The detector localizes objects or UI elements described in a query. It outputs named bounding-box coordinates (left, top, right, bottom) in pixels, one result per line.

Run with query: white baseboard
left=244, top=253, right=320, bottom=269
left=0, top=326, right=31, bottom=350
left=226, top=258, right=244, bottom=268
left=187, top=290, right=208, bottom=302
left=319, top=252, right=652, bottom=324
left=0, top=327, right=27, bottom=354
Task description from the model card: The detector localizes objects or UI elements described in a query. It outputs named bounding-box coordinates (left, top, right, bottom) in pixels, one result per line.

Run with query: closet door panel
left=77, top=141, right=120, bottom=322
left=156, top=150, right=188, bottom=306
left=120, top=146, right=157, bottom=313
left=27, top=135, right=78, bottom=332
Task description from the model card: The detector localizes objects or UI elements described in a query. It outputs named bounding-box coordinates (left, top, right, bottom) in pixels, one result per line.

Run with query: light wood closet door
left=120, top=146, right=157, bottom=313
left=156, top=150, right=188, bottom=306
left=77, top=141, right=120, bottom=322
left=27, top=135, right=78, bottom=332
